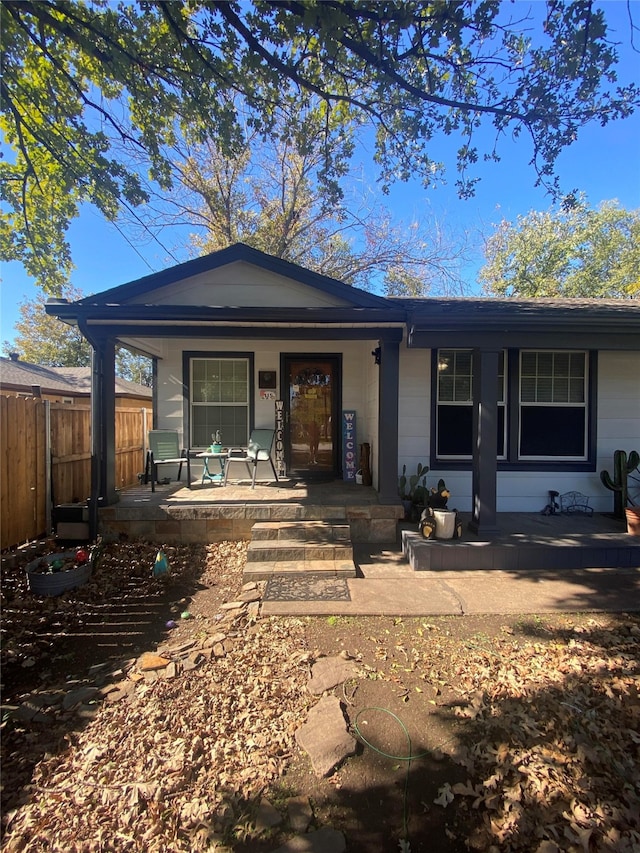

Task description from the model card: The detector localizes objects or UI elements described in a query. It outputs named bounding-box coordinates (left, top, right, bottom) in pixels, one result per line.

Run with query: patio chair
left=145, top=430, right=191, bottom=492
left=223, top=429, right=278, bottom=489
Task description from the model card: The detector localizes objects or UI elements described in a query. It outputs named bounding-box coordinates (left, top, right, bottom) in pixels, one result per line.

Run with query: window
left=436, top=349, right=506, bottom=459
left=519, top=351, right=588, bottom=459
left=190, top=357, right=249, bottom=448
left=432, top=348, right=593, bottom=468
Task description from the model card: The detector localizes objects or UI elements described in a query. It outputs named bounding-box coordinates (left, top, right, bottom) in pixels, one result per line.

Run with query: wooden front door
left=283, top=355, right=340, bottom=478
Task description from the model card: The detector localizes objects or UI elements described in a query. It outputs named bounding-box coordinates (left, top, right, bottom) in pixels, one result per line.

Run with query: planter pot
left=433, top=509, right=456, bottom=540
left=626, top=507, right=640, bottom=536
left=26, top=551, right=92, bottom=597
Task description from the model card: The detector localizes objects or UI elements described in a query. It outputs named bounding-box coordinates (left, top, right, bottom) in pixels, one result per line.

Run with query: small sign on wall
left=259, top=370, right=277, bottom=389
left=342, top=410, right=356, bottom=481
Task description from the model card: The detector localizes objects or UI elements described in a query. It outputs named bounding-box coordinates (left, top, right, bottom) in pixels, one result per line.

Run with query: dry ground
left=1, top=540, right=639, bottom=852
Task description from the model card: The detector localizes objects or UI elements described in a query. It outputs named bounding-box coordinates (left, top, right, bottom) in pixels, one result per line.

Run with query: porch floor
left=403, top=511, right=639, bottom=571
left=115, top=477, right=381, bottom=508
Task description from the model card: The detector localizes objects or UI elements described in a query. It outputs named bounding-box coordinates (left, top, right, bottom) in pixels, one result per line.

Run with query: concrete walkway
left=260, top=540, right=640, bottom=617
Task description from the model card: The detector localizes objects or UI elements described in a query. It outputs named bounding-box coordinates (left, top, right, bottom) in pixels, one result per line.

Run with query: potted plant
left=398, top=463, right=429, bottom=520
left=26, top=547, right=93, bottom=596
left=211, top=430, right=223, bottom=452
left=600, top=449, right=640, bottom=534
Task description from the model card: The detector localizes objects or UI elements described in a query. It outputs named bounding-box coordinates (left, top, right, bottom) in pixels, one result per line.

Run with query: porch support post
left=468, top=347, right=500, bottom=534
left=377, top=338, right=400, bottom=505
left=91, top=337, right=118, bottom=507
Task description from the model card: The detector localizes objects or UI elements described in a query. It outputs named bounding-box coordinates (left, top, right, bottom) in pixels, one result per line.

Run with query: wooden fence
left=1, top=397, right=151, bottom=550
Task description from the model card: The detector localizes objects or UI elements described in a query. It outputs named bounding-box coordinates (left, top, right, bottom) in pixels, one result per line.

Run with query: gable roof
left=0, top=358, right=152, bottom=399
left=73, top=243, right=392, bottom=310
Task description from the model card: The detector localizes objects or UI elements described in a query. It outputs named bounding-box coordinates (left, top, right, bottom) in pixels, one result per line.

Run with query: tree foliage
left=479, top=199, right=640, bottom=299
left=3, top=289, right=153, bottom=383
left=4, top=288, right=92, bottom=366
left=2, top=0, right=638, bottom=293
left=142, top=106, right=469, bottom=294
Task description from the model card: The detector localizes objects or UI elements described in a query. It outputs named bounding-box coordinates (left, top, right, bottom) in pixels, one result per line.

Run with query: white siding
left=397, top=343, right=431, bottom=480
left=594, top=350, right=640, bottom=511
left=126, top=261, right=352, bottom=308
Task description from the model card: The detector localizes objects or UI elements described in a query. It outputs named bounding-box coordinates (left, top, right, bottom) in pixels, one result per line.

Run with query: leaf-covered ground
left=1, top=540, right=639, bottom=852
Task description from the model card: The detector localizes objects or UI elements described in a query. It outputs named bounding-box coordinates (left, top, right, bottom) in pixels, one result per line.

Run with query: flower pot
left=625, top=507, right=640, bottom=536
left=433, top=509, right=456, bottom=540
left=26, top=551, right=92, bottom=596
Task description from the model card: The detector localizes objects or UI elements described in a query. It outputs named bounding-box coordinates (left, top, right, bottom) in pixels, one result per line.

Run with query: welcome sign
left=342, top=410, right=356, bottom=481
left=275, top=400, right=286, bottom=478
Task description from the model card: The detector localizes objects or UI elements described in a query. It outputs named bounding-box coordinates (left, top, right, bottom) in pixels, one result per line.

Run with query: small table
left=196, top=450, right=228, bottom=485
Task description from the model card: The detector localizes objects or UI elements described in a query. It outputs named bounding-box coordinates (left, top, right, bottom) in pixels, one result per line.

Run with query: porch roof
left=44, top=303, right=406, bottom=327
left=401, top=297, right=640, bottom=350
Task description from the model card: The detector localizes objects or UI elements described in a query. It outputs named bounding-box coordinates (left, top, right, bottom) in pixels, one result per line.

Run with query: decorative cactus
left=398, top=462, right=428, bottom=500
left=600, top=449, right=640, bottom=518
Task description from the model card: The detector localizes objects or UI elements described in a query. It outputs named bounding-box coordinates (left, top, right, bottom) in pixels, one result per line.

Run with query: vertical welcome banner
left=275, top=400, right=286, bottom=478
left=342, top=410, right=356, bottom=481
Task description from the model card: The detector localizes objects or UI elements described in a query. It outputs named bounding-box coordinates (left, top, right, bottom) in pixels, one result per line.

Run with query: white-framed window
left=519, top=351, right=588, bottom=459
left=436, top=349, right=506, bottom=460
left=190, top=357, right=249, bottom=448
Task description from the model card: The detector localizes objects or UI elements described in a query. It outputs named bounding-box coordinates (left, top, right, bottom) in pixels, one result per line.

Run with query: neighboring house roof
left=1, top=358, right=77, bottom=395
left=0, top=358, right=152, bottom=399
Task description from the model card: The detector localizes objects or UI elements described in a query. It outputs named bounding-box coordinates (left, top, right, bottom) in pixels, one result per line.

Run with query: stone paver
left=295, top=695, right=357, bottom=778
left=287, top=797, right=313, bottom=833
left=255, top=798, right=283, bottom=831
left=270, top=826, right=346, bottom=853
left=307, top=656, right=359, bottom=695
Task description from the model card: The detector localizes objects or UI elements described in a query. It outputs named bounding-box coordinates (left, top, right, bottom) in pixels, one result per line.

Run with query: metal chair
left=223, top=429, right=278, bottom=489
left=145, top=430, right=191, bottom=492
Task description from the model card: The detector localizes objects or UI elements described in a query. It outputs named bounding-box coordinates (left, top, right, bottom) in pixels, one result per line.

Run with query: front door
left=283, top=355, right=340, bottom=478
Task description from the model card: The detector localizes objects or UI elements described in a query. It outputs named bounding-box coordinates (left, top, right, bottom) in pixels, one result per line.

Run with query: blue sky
left=2, top=0, right=639, bottom=347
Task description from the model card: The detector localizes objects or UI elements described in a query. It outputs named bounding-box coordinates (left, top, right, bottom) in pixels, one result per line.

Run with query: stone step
left=245, top=519, right=357, bottom=582
left=243, top=559, right=356, bottom=582
left=246, top=539, right=353, bottom=563
left=251, top=520, right=351, bottom=542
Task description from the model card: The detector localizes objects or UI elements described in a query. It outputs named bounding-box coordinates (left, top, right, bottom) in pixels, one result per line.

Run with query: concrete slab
left=261, top=576, right=463, bottom=616
left=260, top=568, right=640, bottom=616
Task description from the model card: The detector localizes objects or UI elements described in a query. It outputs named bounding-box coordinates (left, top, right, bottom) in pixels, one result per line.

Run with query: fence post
left=45, top=400, right=52, bottom=536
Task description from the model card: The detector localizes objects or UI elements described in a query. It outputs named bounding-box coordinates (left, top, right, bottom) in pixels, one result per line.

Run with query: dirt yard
left=1, top=540, right=639, bottom=852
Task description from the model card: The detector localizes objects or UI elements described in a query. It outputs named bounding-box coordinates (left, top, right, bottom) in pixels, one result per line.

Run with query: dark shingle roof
left=0, top=359, right=152, bottom=398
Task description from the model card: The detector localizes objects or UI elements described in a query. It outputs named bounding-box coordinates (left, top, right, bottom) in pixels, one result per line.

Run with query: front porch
left=97, top=479, right=640, bottom=572
left=99, top=478, right=404, bottom=545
